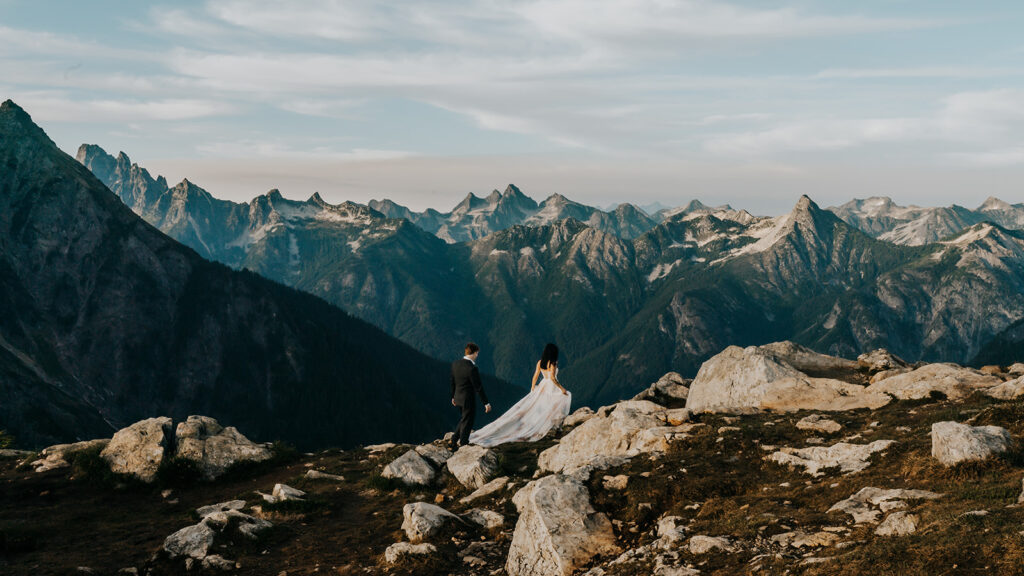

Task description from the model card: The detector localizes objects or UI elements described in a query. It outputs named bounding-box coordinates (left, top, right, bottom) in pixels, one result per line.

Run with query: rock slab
left=446, top=445, right=500, bottom=489
left=383, top=449, right=437, bottom=486
left=402, top=502, right=462, bottom=543
left=931, top=421, right=1012, bottom=466
left=101, top=417, right=173, bottom=483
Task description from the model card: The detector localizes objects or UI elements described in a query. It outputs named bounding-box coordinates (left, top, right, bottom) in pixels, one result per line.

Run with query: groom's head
left=464, top=342, right=480, bottom=361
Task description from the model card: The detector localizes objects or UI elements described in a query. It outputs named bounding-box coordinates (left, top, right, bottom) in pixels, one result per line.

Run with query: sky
left=3, top=0, right=1024, bottom=214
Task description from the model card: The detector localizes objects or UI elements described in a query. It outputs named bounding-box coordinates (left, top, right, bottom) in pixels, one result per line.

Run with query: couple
left=449, top=342, right=571, bottom=450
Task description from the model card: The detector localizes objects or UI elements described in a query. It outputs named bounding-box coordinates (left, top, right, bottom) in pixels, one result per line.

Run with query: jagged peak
left=485, top=189, right=502, bottom=203
left=979, top=196, right=1012, bottom=211
left=0, top=99, right=57, bottom=149
left=308, top=191, right=326, bottom=204
left=503, top=183, right=524, bottom=197
left=265, top=188, right=284, bottom=201
left=684, top=199, right=709, bottom=212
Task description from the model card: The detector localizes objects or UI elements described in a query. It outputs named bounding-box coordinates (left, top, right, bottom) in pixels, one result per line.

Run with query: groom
left=450, top=342, right=491, bottom=450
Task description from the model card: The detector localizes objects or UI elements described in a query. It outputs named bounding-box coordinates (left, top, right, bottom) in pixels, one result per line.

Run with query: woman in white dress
left=469, top=343, right=571, bottom=447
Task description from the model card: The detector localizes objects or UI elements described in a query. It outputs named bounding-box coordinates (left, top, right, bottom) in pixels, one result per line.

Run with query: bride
left=470, top=343, right=571, bottom=447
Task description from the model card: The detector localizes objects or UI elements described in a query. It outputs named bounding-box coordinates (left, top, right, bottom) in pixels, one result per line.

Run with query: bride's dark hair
left=540, top=343, right=559, bottom=370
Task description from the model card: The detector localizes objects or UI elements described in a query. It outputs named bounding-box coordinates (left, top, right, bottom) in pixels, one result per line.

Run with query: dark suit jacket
left=451, top=358, right=488, bottom=407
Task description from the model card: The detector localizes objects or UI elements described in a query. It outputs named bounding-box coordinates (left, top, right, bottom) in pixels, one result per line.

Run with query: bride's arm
left=531, top=361, right=541, bottom=391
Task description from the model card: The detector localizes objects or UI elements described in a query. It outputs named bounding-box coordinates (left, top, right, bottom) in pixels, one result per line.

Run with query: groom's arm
left=450, top=369, right=457, bottom=404
left=471, top=366, right=489, bottom=406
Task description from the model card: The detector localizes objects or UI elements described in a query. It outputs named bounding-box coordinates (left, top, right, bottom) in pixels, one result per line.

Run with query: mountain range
left=0, top=101, right=519, bottom=450
left=75, top=143, right=1024, bottom=409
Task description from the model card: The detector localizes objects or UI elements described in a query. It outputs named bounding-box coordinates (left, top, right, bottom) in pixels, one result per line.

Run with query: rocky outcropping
left=866, top=364, right=1002, bottom=400
left=931, top=421, right=1012, bottom=466
left=446, top=445, right=500, bottom=489
left=100, top=417, right=173, bottom=483
left=506, top=474, right=619, bottom=576
left=162, top=500, right=272, bottom=567
left=174, top=416, right=272, bottom=480
left=686, top=343, right=890, bottom=414
left=829, top=487, right=943, bottom=524
left=31, top=439, right=110, bottom=473
left=631, top=372, right=690, bottom=403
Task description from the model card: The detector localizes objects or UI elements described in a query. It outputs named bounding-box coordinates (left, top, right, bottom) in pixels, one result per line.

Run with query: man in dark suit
left=450, top=342, right=491, bottom=450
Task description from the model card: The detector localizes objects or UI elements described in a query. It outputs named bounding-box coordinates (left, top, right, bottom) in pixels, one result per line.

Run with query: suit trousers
left=454, top=401, right=476, bottom=447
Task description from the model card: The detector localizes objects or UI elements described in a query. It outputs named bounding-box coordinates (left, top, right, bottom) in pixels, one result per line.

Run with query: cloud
left=194, top=138, right=414, bottom=161
left=816, top=67, right=1022, bottom=79
left=8, top=93, right=239, bottom=122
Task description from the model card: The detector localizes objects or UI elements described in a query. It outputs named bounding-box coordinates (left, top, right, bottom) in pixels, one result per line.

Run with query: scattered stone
left=174, top=416, right=272, bottom=481
left=32, top=439, right=110, bottom=473
left=463, top=508, right=505, bottom=530
left=459, top=476, right=510, bottom=504
left=196, top=500, right=246, bottom=519
left=931, top=421, right=1012, bottom=466
left=163, top=522, right=217, bottom=560
left=202, top=555, right=236, bottom=570
left=384, top=542, right=437, bottom=564
left=866, top=363, right=1001, bottom=401
left=1009, top=363, right=1024, bottom=376
left=447, top=445, right=500, bottom=489
left=632, top=372, right=690, bottom=403
left=662, top=408, right=691, bottom=426
left=365, top=443, right=397, bottom=453
left=686, top=343, right=890, bottom=414
left=382, top=449, right=436, bottom=486
left=717, top=426, right=741, bottom=434
left=603, top=475, right=629, bottom=491
left=769, top=531, right=840, bottom=549
left=857, top=349, right=909, bottom=372
left=829, top=487, right=943, bottom=524
left=796, top=414, right=842, bottom=434
left=767, top=440, right=895, bottom=476
left=304, top=470, right=344, bottom=482
left=506, top=474, right=620, bottom=576
left=688, top=535, right=733, bottom=554
left=260, top=483, right=305, bottom=504
left=101, top=417, right=173, bottom=483
left=402, top=502, right=462, bottom=543
left=874, top=512, right=919, bottom=536
left=656, top=516, right=687, bottom=548
left=201, top=509, right=272, bottom=540
left=414, top=444, right=453, bottom=467
left=564, top=407, right=596, bottom=428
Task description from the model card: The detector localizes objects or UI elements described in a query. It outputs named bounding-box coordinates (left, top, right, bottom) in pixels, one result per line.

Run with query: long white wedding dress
left=470, top=367, right=571, bottom=447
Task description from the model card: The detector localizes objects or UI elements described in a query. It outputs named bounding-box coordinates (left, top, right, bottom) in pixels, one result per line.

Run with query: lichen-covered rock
left=383, top=449, right=436, bottom=486
left=174, top=416, right=271, bottom=481
left=506, top=474, right=620, bottom=576
left=414, top=444, right=453, bottom=467
left=384, top=542, right=437, bottom=564
left=686, top=344, right=889, bottom=414
left=688, top=535, right=733, bottom=554
left=459, top=476, right=510, bottom=504
left=769, top=531, right=840, bottom=549
left=866, top=364, right=1001, bottom=401
left=446, top=445, right=500, bottom=489
left=538, top=401, right=668, bottom=474
left=796, top=414, right=842, bottom=434
left=874, top=512, right=918, bottom=536
left=101, top=417, right=173, bottom=482
left=828, top=487, right=943, bottom=524
left=767, top=440, right=895, bottom=476
left=32, top=439, right=110, bottom=473
left=931, top=421, right=1012, bottom=466
left=401, top=502, right=462, bottom=543
left=463, top=508, right=505, bottom=530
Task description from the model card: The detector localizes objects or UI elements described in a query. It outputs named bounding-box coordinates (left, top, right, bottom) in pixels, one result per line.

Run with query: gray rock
left=32, top=439, right=110, bottom=473
left=446, top=445, right=500, bottom=489
left=563, top=407, right=596, bottom=428
left=196, top=500, right=246, bottom=519
left=985, top=376, right=1024, bottom=400
left=874, top=512, right=918, bottom=536
left=602, top=475, right=629, bottom=491
left=655, top=516, right=686, bottom=548
left=506, top=474, right=620, bottom=576
left=174, top=416, right=272, bottom=481
left=632, top=372, right=690, bottom=403
left=459, top=476, right=510, bottom=504
left=767, top=440, right=895, bottom=476
left=384, top=542, right=437, bottom=564
left=866, top=363, right=1001, bottom=401
left=200, top=509, right=272, bottom=540
left=463, top=508, right=505, bottom=530
left=304, top=469, right=345, bottom=482
left=414, top=444, right=453, bottom=467
left=101, top=417, right=173, bottom=483
left=383, top=449, right=436, bottom=486
left=201, top=554, right=236, bottom=570
left=857, top=349, right=909, bottom=372
left=931, top=421, right=1012, bottom=466
left=796, top=414, right=842, bottom=434
left=401, top=502, right=462, bottom=543
left=829, top=487, right=943, bottom=524
left=260, top=483, right=305, bottom=503
left=688, top=535, right=733, bottom=554
left=163, top=522, right=216, bottom=559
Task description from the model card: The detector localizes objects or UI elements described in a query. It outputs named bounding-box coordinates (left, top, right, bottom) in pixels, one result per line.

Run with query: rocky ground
left=4, top=343, right=1024, bottom=575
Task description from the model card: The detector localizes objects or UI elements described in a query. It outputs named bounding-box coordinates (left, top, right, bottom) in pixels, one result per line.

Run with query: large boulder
left=506, top=474, right=620, bottom=576
left=163, top=522, right=216, bottom=560
left=931, top=421, right=1012, bottom=466
left=414, top=444, right=453, bottom=467
left=767, top=440, right=895, bottom=476
left=383, top=449, right=437, bottom=486
left=686, top=344, right=889, bottom=414
left=101, top=417, right=173, bottom=483
left=866, top=364, right=1001, bottom=401
left=174, top=416, right=272, bottom=480
left=986, top=376, right=1024, bottom=400
left=32, top=439, right=110, bottom=473
left=857, top=349, right=909, bottom=372
left=446, top=445, right=500, bottom=489
left=538, top=401, right=668, bottom=474
left=401, top=502, right=462, bottom=543
left=632, top=372, right=690, bottom=403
